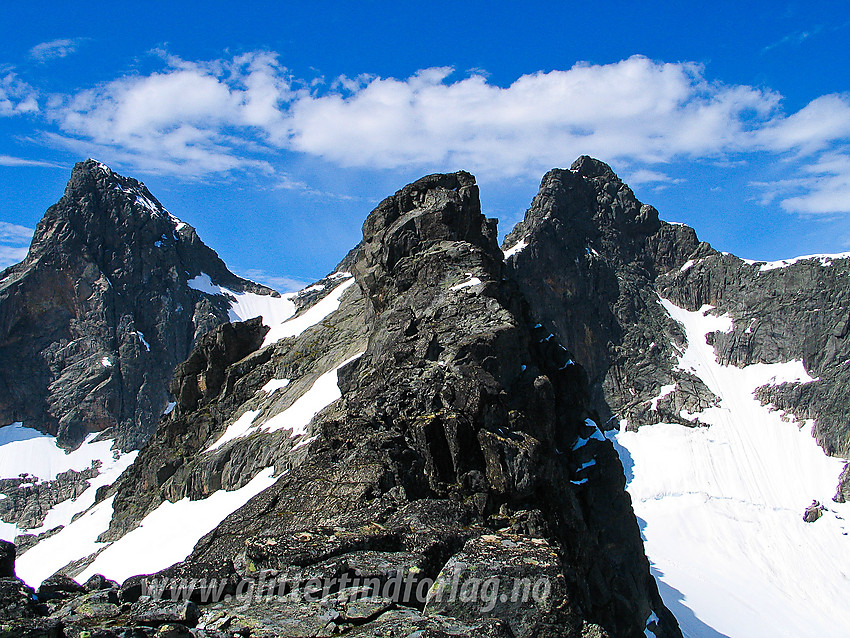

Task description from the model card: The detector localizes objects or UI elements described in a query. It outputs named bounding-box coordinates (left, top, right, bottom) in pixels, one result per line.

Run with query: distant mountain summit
left=0, top=159, right=278, bottom=451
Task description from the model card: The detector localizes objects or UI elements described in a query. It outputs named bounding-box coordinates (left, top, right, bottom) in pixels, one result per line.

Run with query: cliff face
left=0, top=160, right=277, bottom=451
left=12, top=157, right=850, bottom=636
left=10, top=170, right=679, bottom=637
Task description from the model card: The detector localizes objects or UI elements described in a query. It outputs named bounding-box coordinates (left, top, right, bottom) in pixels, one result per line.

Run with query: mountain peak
left=570, top=155, right=619, bottom=180
left=354, top=170, right=500, bottom=315
left=0, top=162, right=276, bottom=450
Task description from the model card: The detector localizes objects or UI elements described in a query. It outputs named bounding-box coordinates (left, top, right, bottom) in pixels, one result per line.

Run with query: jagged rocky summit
left=0, top=159, right=278, bottom=451
left=2, top=167, right=682, bottom=636
left=3, top=156, right=850, bottom=636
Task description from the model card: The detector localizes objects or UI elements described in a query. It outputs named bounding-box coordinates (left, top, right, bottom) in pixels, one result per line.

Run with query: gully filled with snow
left=609, top=299, right=850, bottom=637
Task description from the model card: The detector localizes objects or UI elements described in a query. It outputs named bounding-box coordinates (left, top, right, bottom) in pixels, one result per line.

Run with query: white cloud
left=0, top=154, right=60, bottom=167
left=624, top=169, right=682, bottom=186
left=0, top=72, right=38, bottom=115
left=39, top=52, right=850, bottom=214
left=754, top=94, right=850, bottom=155
left=29, top=38, right=82, bottom=62
left=0, top=246, right=28, bottom=270
left=48, top=52, right=289, bottom=176
left=777, top=153, right=850, bottom=214
left=288, top=59, right=779, bottom=175
left=0, top=222, right=34, bottom=244
left=239, top=269, right=311, bottom=293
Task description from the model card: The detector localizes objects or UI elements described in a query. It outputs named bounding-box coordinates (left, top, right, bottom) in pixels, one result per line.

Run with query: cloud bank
left=31, top=53, right=850, bottom=213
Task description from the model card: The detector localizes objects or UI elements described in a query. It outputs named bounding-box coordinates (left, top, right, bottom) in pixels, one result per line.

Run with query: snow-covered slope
left=13, top=468, right=277, bottom=587
left=0, top=425, right=138, bottom=541
left=187, top=271, right=356, bottom=348
left=609, top=300, right=850, bottom=637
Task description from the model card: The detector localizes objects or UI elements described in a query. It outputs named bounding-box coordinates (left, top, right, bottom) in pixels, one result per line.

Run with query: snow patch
left=77, top=468, right=278, bottom=585
left=572, top=419, right=606, bottom=450
left=502, top=238, right=528, bottom=259
left=300, top=284, right=326, bottom=294
left=204, top=409, right=262, bottom=453
left=0, top=425, right=119, bottom=483
left=14, top=496, right=117, bottom=588
left=744, top=251, right=850, bottom=272
left=450, top=274, right=483, bottom=291
left=187, top=273, right=297, bottom=328
left=610, top=298, right=850, bottom=637
left=135, top=331, right=150, bottom=352
left=261, top=378, right=290, bottom=394
left=261, top=277, right=356, bottom=348
left=100, top=357, right=113, bottom=368
left=647, top=384, right=676, bottom=411
left=261, top=352, right=363, bottom=438
left=206, top=352, right=363, bottom=452
left=0, top=424, right=138, bottom=550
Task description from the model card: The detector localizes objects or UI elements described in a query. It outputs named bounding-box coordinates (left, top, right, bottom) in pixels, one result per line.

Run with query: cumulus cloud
left=41, top=52, right=850, bottom=213
left=29, top=38, right=83, bottom=62
left=47, top=52, right=289, bottom=175
left=0, top=72, right=38, bottom=116
left=287, top=59, right=779, bottom=174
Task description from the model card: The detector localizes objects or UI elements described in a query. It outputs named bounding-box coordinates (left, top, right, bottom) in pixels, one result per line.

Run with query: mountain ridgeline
left=1, top=158, right=848, bottom=637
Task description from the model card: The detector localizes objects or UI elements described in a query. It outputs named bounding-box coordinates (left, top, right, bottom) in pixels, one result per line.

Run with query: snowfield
left=0, top=425, right=138, bottom=543
left=206, top=351, right=364, bottom=452
left=186, top=271, right=356, bottom=348
left=609, top=300, right=850, bottom=638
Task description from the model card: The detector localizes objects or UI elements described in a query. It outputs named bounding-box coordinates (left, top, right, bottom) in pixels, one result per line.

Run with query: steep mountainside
left=4, top=157, right=850, bottom=637
left=505, top=157, right=850, bottom=636
left=0, top=160, right=300, bottom=565
left=0, top=159, right=278, bottom=451
left=6, top=171, right=680, bottom=637
left=505, top=156, right=850, bottom=494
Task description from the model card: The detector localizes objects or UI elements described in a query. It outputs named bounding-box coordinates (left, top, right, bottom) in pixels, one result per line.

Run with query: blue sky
left=1, top=2, right=849, bottom=289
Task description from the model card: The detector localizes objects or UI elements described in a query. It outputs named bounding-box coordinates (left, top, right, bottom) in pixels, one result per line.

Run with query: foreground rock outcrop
left=17, top=171, right=680, bottom=636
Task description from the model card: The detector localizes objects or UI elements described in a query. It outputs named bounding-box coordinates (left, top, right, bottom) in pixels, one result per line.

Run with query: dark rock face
left=803, top=500, right=824, bottom=523
left=83, top=172, right=679, bottom=637
left=504, top=157, right=717, bottom=432
left=0, top=539, right=14, bottom=577
left=505, top=155, right=850, bottom=500
left=0, top=160, right=276, bottom=451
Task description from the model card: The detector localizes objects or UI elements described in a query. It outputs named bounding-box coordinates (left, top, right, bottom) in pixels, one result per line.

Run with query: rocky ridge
left=5, top=170, right=681, bottom=636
